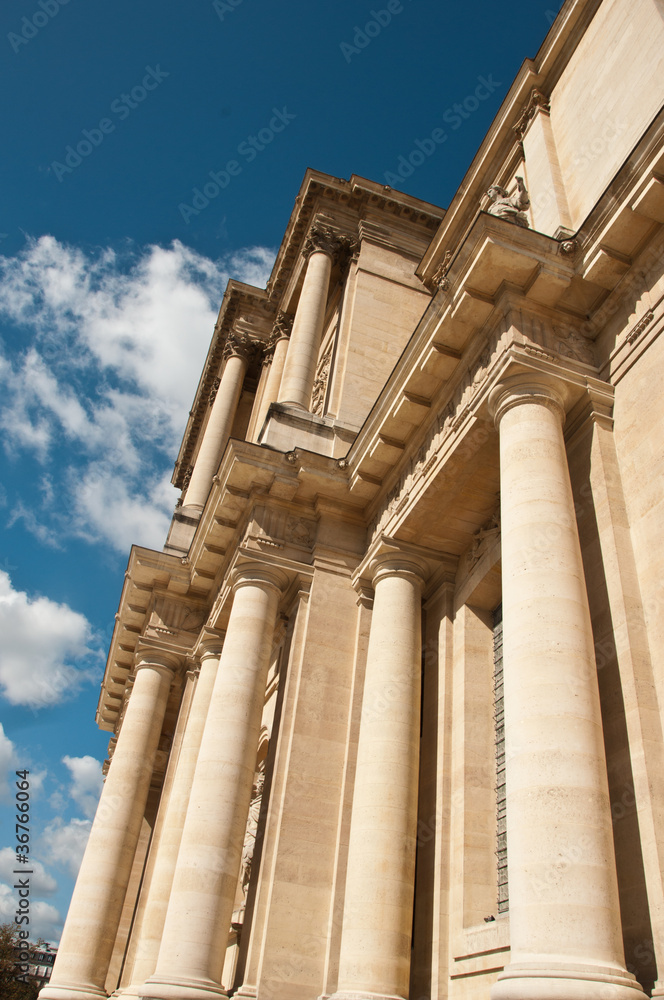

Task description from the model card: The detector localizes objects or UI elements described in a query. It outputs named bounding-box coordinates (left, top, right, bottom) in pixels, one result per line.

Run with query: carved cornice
left=513, top=88, right=551, bottom=140
left=368, top=311, right=596, bottom=543
left=265, top=174, right=442, bottom=302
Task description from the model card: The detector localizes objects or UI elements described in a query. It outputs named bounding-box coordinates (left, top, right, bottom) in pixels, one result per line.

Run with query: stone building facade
left=40, top=1, right=664, bottom=999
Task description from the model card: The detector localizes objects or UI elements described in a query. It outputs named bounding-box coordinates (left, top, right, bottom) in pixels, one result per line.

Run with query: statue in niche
left=241, top=758, right=266, bottom=896
left=486, top=176, right=530, bottom=228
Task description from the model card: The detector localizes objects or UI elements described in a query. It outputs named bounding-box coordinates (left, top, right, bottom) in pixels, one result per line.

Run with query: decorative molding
left=147, top=598, right=208, bottom=638
left=559, top=239, right=580, bottom=258
left=244, top=505, right=317, bottom=552
left=513, top=88, right=550, bottom=140
left=625, top=309, right=654, bottom=345
left=431, top=250, right=454, bottom=291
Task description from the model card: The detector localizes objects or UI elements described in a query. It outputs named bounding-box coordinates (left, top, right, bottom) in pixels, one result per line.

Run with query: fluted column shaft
left=40, top=656, right=176, bottom=1000
left=278, top=250, right=333, bottom=409
left=334, top=557, right=424, bottom=1000
left=121, top=644, right=221, bottom=997
left=141, top=565, right=284, bottom=1000
left=183, top=346, right=249, bottom=513
left=254, top=332, right=290, bottom=438
left=489, top=374, right=641, bottom=1000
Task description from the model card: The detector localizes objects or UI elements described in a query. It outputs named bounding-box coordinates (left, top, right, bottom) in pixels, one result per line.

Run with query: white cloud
left=0, top=237, right=275, bottom=553
left=0, top=570, right=100, bottom=707
left=0, top=847, right=57, bottom=895
left=62, top=755, right=103, bottom=819
left=42, top=817, right=92, bottom=879
left=0, top=724, right=16, bottom=801
left=0, top=884, right=62, bottom=942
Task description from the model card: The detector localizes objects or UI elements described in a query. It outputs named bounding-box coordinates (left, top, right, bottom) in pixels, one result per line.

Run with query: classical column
left=141, top=564, right=285, bottom=1000
left=39, top=654, right=177, bottom=1000
left=182, top=334, right=252, bottom=513
left=489, top=373, right=642, bottom=1000
left=253, top=313, right=293, bottom=439
left=277, top=225, right=348, bottom=410
left=332, top=554, right=425, bottom=1000
left=120, top=643, right=222, bottom=998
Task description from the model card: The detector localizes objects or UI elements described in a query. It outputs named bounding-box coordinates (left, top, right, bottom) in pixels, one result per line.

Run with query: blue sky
left=0, top=0, right=562, bottom=943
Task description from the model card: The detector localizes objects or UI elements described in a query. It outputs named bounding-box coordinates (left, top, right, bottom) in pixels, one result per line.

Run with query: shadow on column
left=572, top=435, right=656, bottom=996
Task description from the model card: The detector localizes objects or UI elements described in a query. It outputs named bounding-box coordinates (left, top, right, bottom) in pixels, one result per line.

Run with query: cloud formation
left=0, top=237, right=275, bottom=552
left=42, top=817, right=92, bottom=879
left=0, top=724, right=16, bottom=801
left=0, top=570, right=99, bottom=707
left=62, top=755, right=103, bottom=819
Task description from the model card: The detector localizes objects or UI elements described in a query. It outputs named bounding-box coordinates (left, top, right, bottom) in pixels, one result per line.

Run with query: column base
left=491, top=962, right=644, bottom=1000
left=38, top=985, right=108, bottom=1000
left=233, top=987, right=258, bottom=1000
left=139, top=975, right=227, bottom=1000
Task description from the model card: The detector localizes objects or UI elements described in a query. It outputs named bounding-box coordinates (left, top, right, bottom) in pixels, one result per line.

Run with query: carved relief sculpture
left=241, top=758, right=266, bottom=897
left=486, top=176, right=530, bottom=228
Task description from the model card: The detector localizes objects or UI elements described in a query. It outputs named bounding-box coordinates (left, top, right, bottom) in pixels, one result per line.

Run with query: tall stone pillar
left=120, top=642, right=222, bottom=998
left=488, top=373, right=642, bottom=1000
left=39, top=654, right=177, bottom=1000
left=182, top=334, right=252, bottom=513
left=332, top=553, right=425, bottom=1000
left=141, top=563, right=285, bottom=1000
left=253, top=314, right=292, bottom=438
left=278, top=225, right=347, bottom=410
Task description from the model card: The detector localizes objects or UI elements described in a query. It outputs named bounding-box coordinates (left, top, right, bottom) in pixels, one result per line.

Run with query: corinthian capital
left=302, top=223, right=358, bottom=264
left=223, top=331, right=254, bottom=362
left=272, top=311, right=293, bottom=341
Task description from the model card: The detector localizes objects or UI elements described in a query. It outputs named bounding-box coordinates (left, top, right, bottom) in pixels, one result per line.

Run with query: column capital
left=223, top=331, right=254, bottom=363
left=370, top=552, right=428, bottom=590
left=134, top=651, right=180, bottom=677
left=262, top=313, right=293, bottom=367
left=488, top=371, right=568, bottom=428
left=271, top=311, right=293, bottom=342
left=302, top=223, right=357, bottom=264
left=230, top=563, right=287, bottom=597
left=198, top=638, right=224, bottom=661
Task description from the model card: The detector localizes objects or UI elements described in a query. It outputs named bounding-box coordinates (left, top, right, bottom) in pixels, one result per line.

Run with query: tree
left=0, top=923, right=41, bottom=999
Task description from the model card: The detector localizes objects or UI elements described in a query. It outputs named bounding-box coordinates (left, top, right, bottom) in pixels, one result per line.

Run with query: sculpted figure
left=241, top=759, right=266, bottom=894
left=486, top=176, right=530, bottom=227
